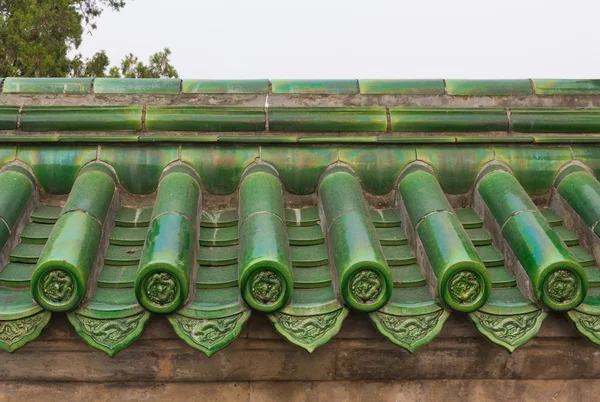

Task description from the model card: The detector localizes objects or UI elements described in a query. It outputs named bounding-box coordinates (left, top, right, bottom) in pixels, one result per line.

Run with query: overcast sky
left=77, top=0, right=599, bottom=79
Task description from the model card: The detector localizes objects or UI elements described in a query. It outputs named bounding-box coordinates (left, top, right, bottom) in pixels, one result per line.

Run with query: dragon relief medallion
left=449, top=270, right=481, bottom=304
left=545, top=269, right=578, bottom=304
left=350, top=269, right=383, bottom=303
left=144, top=271, right=178, bottom=306
left=41, top=269, right=75, bottom=303
left=250, top=270, right=283, bottom=304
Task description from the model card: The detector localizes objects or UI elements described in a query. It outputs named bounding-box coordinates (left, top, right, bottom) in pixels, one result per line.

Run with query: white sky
left=76, top=0, right=600, bottom=79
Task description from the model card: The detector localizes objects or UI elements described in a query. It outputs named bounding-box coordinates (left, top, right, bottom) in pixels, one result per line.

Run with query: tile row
left=1, top=155, right=600, bottom=355
left=2, top=78, right=600, bottom=96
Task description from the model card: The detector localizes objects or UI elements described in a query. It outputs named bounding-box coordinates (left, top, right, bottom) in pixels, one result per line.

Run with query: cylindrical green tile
left=502, top=211, right=587, bottom=311
left=62, top=168, right=116, bottom=223
left=320, top=169, right=392, bottom=312
left=238, top=166, right=292, bottom=312
left=135, top=166, right=200, bottom=314
left=556, top=170, right=600, bottom=228
left=135, top=213, right=197, bottom=314
left=31, top=212, right=102, bottom=312
left=417, top=212, right=491, bottom=312
left=398, top=169, right=453, bottom=227
left=477, top=170, right=538, bottom=226
left=0, top=170, right=34, bottom=230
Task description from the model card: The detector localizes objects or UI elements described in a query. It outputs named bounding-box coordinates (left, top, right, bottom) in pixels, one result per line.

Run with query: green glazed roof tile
left=292, top=265, right=332, bottom=289
left=291, top=244, right=328, bottom=267
left=271, top=79, right=358, bottom=94
left=553, top=225, right=579, bottom=246
left=198, top=245, right=238, bottom=266
left=287, top=225, right=325, bottom=246
left=390, top=264, right=426, bottom=288
left=511, top=109, right=600, bottom=133
left=455, top=207, right=483, bottom=229
left=390, top=108, right=509, bottom=132
left=487, top=266, right=517, bottom=288
left=382, top=245, right=417, bottom=266
left=97, top=265, right=137, bottom=288
left=0, top=107, right=19, bottom=130
left=196, top=264, right=239, bottom=289
left=445, top=79, right=532, bottom=96
left=476, top=245, right=504, bottom=267
left=381, top=286, right=442, bottom=315
left=540, top=208, right=564, bottom=226
left=182, top=79, right=269, bottom=94
left=146, top=106, right=266, bottom=131
left=359, top=79, right=445, bottom=95
left=0, top=287, right=43, bottom=320
left=466, top=227, right=493, bottom=246
left=93, top=78, right=181, bottom=94
left=76, top=288, right=144, bottom=318
left=30, top=205, right=62, bottom=224
left=109, top=226, right=147, bottom=246
left=9, top=243, right=44, bottom=263
left=269, top=107, right=387, bottom=132
left=570, top=245, right=595, bottom=267
left=479, top=287, right=540, bottom=315
left=0, top=263, right=36, bottom=287
left=285, top=207, right=320, bottom=227
left=20, top=223, right=53, bottom=244
left=584, top=266, right=600, bottom=287
left=21, top=106, right=143, bottom=132
left=533, top=79, right=600, bottom=95
left=104, top=244, right=143, bottom=266
left=114, top=207, right=152, bottom=228
left=376, top=226, right=408, bottom=246
left=199, top=226, right=239, bottom=247
left=2, top=78, right=92, bottom=94
left=370, top=209, right=401, bottom=227
left=178, top=286, right=244, bottom=316
left=201, top=210, right=239, bottom=228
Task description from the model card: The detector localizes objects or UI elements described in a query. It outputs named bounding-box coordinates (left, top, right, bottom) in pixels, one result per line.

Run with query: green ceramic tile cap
left=417, top=212, right=491, bottom=312
left=271, top=79, right=358, bottom=94
left=511, top=109, right=600, bottom=133
left=0, top=263, right=36, bottom=287
left=320, top=169, right=392, bottom=312
left=262, top=147, right=336, bottom=195
left=390, top=108, right=508, bottom=132
left=0, top=107, right=19, bottom=130
left=30, top=205, right=62, bottom=224
left=182, top=146, right=258, bottom=195
left=94, top=78, right=180, bottom=94
left=31, top=212, right=102, bottom=312
left=101, top=146, right=178, bottom=194
left=399, top=169, right=454, bottom=227
left=502, top=211, right=587, bottom=311
left=359, top=79, right=444, bottom=95
left=533, top=79, right=600, bottom=95
left=146, top=106, right=265, bottom=132
left=21, top=106, right=142, bottom=131
left=0, top=170, right=34, bottom=229
left=557, top=171, right=600, bottom=228
left=18, top=146, right=97, bottom=194
left=21, top=223, right=53, bottom=244
left=446, top=80, right=532, bottom=96
left=62, top=168, right=116, bottom=224
left=269, top=107, right=387, bottom=132
left=182, top=79, right=268, bottom=94
left=2, top=78, right=92, bottom=94
left=152, top=168, right=200, bottom=223
left=238, top=168, right=292, bottom=312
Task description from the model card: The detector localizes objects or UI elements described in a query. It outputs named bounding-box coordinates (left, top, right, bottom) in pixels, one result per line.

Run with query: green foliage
left=0, top=0, right=178, bottom=78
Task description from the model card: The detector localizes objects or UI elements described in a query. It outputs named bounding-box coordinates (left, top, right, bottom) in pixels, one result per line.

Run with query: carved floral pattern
left=350, top=270, right=382, bottom=303
left=72, top=313, right=146, bottom=348
left=171, top=313, right=243, bottom=348
left=41, top=269, right=74, bottom=303
left=375, top=310, right=444, bottom=347
left=545, top=269, right=578, bottom=304
left=144, top=271, right=177, bottom=306
left=273, top=310, right=342, bottom=345
left=449, top=270, right=481, bottom=304
left=473, top=310, right=542, bottom=345
left=0, top=312, right=48, bottom=346
left=250, top=270, right=282, bottom=304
